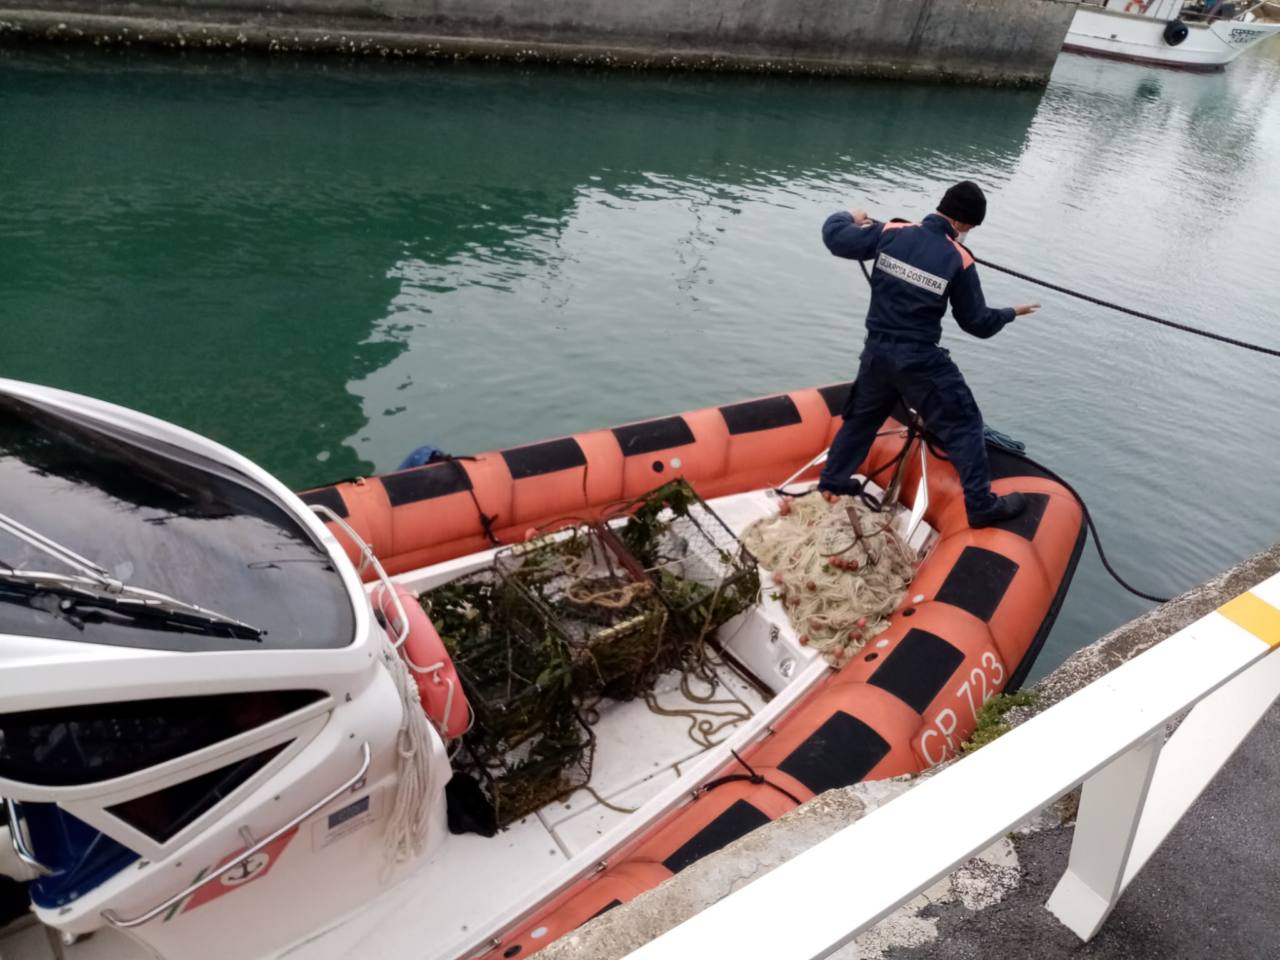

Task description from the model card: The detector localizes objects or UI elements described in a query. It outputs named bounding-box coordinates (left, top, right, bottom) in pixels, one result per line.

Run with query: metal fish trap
left=463, top=714, right=593, bottom=828
left=615, top=480, right=761, bottom=650
left=422, top=569, right=575, bottom=752
left=495, top=525, right=671, bottom=702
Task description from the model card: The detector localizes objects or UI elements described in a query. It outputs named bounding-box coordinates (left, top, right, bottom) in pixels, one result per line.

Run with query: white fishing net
left=741, top=493, right=916, bottom=666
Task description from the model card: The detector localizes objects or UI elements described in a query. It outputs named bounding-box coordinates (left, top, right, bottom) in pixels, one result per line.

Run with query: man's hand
left=1013, top=303, right=1040, bottom=317
left=850, top=209, right=872, bottom=226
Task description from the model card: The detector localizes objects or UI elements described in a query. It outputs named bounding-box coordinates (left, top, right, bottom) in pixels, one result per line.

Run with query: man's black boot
left=967, top=492, right=1027, bottom=529
left=817, top=478, right=864, bottom=500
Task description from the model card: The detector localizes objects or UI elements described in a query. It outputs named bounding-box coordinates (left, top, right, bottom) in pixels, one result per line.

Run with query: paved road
left=891, top=700, right=1280, bottom=960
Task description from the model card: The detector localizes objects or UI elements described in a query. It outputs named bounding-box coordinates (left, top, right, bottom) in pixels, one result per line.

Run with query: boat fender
left=1163, top=19, right=1189, bottom=45
left=375, top=583, right=471, bottom=739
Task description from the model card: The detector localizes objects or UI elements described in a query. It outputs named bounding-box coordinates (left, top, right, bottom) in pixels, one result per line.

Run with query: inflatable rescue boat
left=0, top=379, right=1083, bottom=960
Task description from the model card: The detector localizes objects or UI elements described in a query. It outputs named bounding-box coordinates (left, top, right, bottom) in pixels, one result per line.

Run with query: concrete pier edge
left=0, top=1, right=1074, bottom=86
left=536, top=542, right=1280, bottom=960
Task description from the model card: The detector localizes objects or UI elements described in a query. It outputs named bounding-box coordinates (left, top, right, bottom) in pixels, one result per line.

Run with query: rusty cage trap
left=614, top=480, right=761, bottom=651
left=422, top=569, right=591, bottom=825
left=419, top=480, right=759, bottom=828
left=495, top=523, right=671, bottom=702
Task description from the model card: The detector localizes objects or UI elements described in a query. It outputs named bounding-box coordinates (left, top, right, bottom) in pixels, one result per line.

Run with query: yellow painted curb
left=1219, top=592, right=1280, bottom=648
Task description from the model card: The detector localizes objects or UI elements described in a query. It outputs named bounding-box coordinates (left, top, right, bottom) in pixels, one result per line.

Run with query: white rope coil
left=379, top=638, right=437, bottom=875
left=741, top=495, right=915, bottom=666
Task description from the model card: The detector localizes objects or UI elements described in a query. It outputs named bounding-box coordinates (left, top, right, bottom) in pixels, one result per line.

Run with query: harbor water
left=3, top=45, right=1280, bottom=680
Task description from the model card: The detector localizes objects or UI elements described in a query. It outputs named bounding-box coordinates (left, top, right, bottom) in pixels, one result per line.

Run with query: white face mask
left=957, top=230, right=970, bottom=244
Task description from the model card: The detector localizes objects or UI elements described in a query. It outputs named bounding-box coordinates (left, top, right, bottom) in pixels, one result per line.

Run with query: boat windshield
left=0, top=392, right=355, bottom=652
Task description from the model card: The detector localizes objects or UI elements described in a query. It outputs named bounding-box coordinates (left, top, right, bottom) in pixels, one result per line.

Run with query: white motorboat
left=1064, top=0, right=1280, bottom=69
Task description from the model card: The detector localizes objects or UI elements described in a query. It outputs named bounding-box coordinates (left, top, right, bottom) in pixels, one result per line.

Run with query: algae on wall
left=0, top=0, right=1078, bottom=86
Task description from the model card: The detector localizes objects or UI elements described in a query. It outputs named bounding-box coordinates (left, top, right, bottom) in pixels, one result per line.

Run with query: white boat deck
left=331, top=486, right=934, bottom=960
left=542, top=666, right=767, bottom=855
left=344, top=489, right=818, bottom=960
left=338, top=661, right=774, bottom=960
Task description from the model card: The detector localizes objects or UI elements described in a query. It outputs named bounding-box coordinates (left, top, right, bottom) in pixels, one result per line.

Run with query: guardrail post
left=1046, top=732, right=1163, bottom=940
left=1122, top=645, right=1280, bottom=886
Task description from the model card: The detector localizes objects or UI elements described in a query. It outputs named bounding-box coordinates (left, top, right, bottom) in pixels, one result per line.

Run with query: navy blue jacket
left=823, top=211, right=1014, bottom=345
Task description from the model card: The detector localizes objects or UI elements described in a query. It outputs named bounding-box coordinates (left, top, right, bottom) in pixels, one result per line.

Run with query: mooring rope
left=970, top=253, right=1280, bottom=360
left=852, top=246, right=1174, bottom=604
left=991, top=447, right=1172, bottom=604
left=860, top=232, right=1280, bottom=358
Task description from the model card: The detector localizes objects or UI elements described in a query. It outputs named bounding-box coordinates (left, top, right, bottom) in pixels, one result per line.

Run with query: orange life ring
left=375, top=583, right=471, bottom=739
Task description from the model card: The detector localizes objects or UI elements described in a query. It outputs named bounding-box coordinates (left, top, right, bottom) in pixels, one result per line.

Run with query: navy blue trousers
left=819, top=335, right=997, bottom=519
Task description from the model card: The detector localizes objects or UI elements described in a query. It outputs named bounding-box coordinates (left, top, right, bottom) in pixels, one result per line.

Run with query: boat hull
left=303, top=383, right=1086, bottom=959
left=1064, top=6, right=1280, bottom=69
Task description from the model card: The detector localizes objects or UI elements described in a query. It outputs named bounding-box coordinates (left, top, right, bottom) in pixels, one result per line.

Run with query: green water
left=4, top=46, right=1280, bottom=680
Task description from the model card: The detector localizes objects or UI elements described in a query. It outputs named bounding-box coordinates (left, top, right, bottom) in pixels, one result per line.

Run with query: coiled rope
left=380, top=638, right=439, bottom=876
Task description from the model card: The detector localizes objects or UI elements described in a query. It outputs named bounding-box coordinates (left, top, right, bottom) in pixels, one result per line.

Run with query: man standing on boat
left=817, top=180, right=1039, bottom=528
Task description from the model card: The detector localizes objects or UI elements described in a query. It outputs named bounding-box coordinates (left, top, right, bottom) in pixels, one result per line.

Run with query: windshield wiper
left=0, top=570, right=265, bottom=641
left=0, top=510, right=265, bottom=639
left=0, top=510, right=120, bottom=588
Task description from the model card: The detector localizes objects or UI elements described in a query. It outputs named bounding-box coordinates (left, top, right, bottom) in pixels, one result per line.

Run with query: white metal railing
left=102, top=743, right=372, bottom=929
left=622, top=572, right=1280, bottom=959
left=4, top=797, right=51, bottom=877
left=308, top=503, right=410, bottom=648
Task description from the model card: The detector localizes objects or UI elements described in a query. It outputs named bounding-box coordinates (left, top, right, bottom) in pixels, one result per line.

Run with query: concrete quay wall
left=0, top=0, right=1079, bottom=85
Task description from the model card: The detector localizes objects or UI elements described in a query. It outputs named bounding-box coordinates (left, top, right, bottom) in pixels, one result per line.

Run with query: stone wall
left=0, top=0, right=1079, bottom=85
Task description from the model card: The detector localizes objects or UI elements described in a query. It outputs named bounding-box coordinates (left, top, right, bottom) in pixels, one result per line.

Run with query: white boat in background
left=1064, top=0, right=1280, bottom=70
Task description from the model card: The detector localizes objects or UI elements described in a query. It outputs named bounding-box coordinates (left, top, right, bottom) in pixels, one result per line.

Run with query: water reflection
left=346, top=69, right=1045, bottom=468
left=1043, top=53, right=1273, bottom=221
left=3, top=53, right=1046, bottom=491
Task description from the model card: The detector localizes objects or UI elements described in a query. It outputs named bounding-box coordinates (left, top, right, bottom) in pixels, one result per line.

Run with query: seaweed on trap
left=423, top=480, right=760, bottom=828
left=616, top=481, right=761, bottom=655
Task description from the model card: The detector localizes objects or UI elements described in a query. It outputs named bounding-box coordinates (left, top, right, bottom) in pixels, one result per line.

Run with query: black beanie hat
left=938, top=180, right=987, bottom=227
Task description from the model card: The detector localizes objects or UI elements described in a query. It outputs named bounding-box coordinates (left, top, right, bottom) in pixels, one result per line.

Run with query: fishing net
left=740, top=494, right=915, bottom=667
